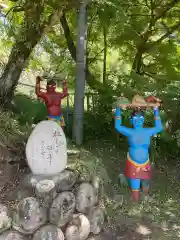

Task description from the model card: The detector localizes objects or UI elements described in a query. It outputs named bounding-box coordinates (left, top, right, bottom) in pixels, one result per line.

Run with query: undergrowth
left=0, top=110, right=28, bottom=147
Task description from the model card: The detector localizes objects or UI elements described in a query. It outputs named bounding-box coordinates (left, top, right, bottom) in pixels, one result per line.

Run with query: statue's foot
left=130, top=190, right=140, bottom=203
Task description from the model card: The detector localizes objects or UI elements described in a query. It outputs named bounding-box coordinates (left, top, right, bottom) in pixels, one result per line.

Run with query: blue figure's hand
left=115, top=107, right=121, bottom=116
left=154, top=106, right=159, bottom=116
left=115, top=107, right=122, bottom=124
left=114, top=107, right=133, bottom=137
left=149, top=106, right=163, bottom=136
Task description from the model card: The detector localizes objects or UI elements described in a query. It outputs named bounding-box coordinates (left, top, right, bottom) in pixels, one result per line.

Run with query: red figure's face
left=47, top=84, right=56, bottom=92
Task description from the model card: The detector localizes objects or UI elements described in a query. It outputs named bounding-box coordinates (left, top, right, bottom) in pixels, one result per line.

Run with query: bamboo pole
left=18, top=82, right=46, bottom=90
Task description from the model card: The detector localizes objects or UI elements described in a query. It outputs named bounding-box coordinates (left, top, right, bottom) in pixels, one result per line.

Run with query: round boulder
left=20, top=173, right=46, bottom=189
left=0, top=230, right=28, bottom=240
left=65, top=213, right=90, bottom=240
left=12, top=197, right=47, bottom=235
left=75, top=183, right=96, bottom=213
left=52, top=169, right=78, bottom=192
left=0, top=204, right=12, bottom=234
left=49, top=192, right=75, bottom=227
left=32, top=225, right=64, bottom=240
left=35, top=179, right=57, bottom=207
left=87, top=206, right=104, bottom=234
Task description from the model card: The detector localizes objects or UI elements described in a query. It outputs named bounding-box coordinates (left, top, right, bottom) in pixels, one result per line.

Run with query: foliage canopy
left=0, top=0, right=180, bottom=157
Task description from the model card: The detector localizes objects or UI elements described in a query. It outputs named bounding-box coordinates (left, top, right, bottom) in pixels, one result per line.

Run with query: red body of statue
left=35, top=76, right=68, bottom=130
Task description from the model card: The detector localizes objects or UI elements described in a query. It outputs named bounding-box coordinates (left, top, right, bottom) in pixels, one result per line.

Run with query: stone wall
left=0, top=168, right=104, bottom=240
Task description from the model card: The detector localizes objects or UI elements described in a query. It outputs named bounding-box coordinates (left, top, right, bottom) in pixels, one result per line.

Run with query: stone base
left=0, top=169, right=104, bottom=240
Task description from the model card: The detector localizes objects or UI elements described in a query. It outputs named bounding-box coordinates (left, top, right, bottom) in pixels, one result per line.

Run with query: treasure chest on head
left=131, top=95, right=149, bottom=111
left=132, top=95, right=146, bottom=106
left=112, top=97, right=130, bottom=108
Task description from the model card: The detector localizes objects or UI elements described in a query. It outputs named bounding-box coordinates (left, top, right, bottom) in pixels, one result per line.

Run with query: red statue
left=35, top=76, right=68, bottom=131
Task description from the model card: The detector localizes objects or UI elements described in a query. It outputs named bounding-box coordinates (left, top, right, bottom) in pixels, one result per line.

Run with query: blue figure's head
left=130, top=111, right=144, bottom=129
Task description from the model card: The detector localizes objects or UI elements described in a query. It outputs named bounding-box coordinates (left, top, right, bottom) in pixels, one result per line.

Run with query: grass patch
left=0, top=109, right=28, bottom=147
left=13, top=93, right=47, bottom=125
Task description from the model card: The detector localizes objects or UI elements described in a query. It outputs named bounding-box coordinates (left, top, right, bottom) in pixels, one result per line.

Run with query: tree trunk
left=0, top=2, right=61, bottom=107
left=72, top=1, right=88, bottom=145
left=102, top=25, right=107, bottom=84
left=0, top=40, right=39, bottom=106
left=0, top=3, right=45, bottom=106
left=132, top=49, right=144, bottom=74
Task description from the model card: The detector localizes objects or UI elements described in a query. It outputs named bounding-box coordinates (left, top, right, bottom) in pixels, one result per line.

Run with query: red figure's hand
left=146, top=96, right=161, bottom=103
left=36, top=76, right=42, bottom=84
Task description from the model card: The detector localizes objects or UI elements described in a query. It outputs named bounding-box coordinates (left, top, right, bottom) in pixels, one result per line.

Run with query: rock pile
left=0, top=121, right=104, bottom=240
left=0, top=169, right=104, bottom=240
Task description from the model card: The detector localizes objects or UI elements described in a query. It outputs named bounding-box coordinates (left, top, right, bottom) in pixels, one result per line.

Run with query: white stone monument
left=26, top=121, right=67, bottom=175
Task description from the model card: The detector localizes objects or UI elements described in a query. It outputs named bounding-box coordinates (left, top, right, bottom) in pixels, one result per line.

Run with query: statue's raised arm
left=35, top=76, right=47, bottom=100
left=114, top=107, right=133, bottom=136
left=60, top=80, right=68, bottom=99
left=150, top=106, right=163, bottom=135
left=146, top=96, right=163, bottom=136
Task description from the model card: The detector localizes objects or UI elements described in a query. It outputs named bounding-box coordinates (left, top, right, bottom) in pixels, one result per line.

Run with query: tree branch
left=147, top=21, right=180, bottom=48
left=5, top=5, right=23, bottom=17
left=132, top=0, right=180, bottom=73
left=13, top=6, right=25, bottom=12
left=142, top=0, right=180, bottom=41
left=136, top=0, right=149, bottom=7
left=60, top=13, right=76, bottom=61
left=133, top=20, right=180, bottom=74
left=42, top=8, right=63, bottom=33
left=88, top=48, right=104, bottom=64
left=60, top=13, right=112, bottom=94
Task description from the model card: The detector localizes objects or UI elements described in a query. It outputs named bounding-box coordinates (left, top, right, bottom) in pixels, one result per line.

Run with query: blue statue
left=114, top=95, right=163, bottom=201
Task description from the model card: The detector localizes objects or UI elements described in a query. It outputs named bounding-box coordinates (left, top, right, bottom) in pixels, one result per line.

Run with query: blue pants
left=127, top=178, right=150, bottom=191
left=48, top=114, right=65, bottom=127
